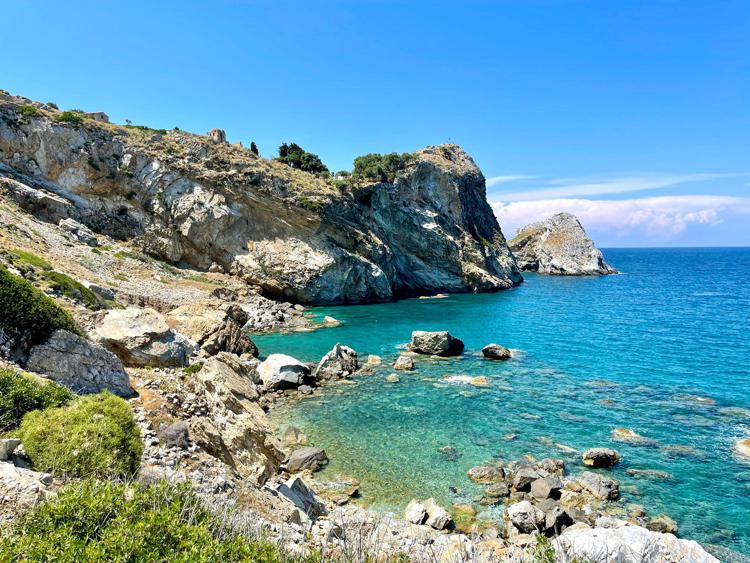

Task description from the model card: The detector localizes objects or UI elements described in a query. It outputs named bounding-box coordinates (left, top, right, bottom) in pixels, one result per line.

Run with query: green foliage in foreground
left=0, top=368, right=74, bottom=433
left=276, top=142, right=329, bottom=175
left=0, top=481, right=308, bottom=562
left=41, top=270, right=100, bottom=310
left=352, top=152, right=414, bottom=183
left=18, top=393, right=142, bottom=479
left=0, top=265, right=81, bottom=350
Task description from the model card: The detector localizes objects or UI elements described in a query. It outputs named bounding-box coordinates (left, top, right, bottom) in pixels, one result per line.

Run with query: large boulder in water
left=257, top=354, right=309, bottom=390
left=579, top=471, right=620, bottom=500
left=509, top=213, right=617, bottom=275
left=582, top=447, right=621, bottom=468
left=90, top=307, right=194, bottom=367
left=482, top=343, right=511, bottom=360
left=409, top=331, right=464, bottom=356
left=313, top=343, right=358, bottom=381
left=26, top=329, right=133, bottom=397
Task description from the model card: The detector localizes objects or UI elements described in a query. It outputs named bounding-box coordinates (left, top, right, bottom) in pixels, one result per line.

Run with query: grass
left=18, top=392, right=142, bottom=479
left=0, top=480, right=313, bottom=562
left=9, top=248, right=52, bottom=270
left=297, top=196, right=324, bottom=213
left=41, top=270, right=100, bottom=310
left=18, top=104, right=41, bottom=117
left=0, top=367, right=74, bottom=433
left=113, top=273, right=130, bottom=282
left=0, top=265, right=81, bottom=351
left=53, top=111, right=84, bottom=124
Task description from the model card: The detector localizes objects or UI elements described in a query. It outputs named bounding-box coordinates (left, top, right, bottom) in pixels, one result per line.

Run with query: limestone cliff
left=0, top=92, right=521, bottom=303
left=509, top=213, right=617, bottom=275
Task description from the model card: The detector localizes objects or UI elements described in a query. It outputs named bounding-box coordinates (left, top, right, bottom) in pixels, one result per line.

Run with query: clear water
left=255, top=248, right=750, bottom=555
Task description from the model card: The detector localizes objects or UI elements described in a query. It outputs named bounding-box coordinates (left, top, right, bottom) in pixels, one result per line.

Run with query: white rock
left=258, top=354, right=309, bottom=390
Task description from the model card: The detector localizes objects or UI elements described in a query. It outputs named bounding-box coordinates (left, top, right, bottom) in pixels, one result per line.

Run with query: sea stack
left=509, top=213, right=617, bottom=275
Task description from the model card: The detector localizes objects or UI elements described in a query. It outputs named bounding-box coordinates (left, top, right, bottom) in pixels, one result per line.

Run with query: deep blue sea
left=255, top=248, right=750, bottom=555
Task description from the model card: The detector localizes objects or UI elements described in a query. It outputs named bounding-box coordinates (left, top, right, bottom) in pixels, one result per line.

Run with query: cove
left=255, top=247, right=750, bottom=555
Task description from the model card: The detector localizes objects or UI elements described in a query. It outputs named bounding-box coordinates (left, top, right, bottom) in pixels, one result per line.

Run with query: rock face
left=25, top=329, right=133, bottom=396
left=409, top=331, right=464, bottom=356
left=509, top=213, right=616, bottom=275
left=90, top=307, right=195, bottom=367
left=312, top=343, right=358, bottom=381
left=555, top=523, right=719, bottom=563
left=0, top=93, right=521, bottom=304
left=167, top=299, right=256, bottom=357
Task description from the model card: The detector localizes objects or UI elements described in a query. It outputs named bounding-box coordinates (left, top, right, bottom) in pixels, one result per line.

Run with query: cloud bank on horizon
left=488, top=173, right=750, bottom=247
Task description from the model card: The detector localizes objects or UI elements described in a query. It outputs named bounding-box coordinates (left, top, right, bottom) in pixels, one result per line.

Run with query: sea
left=255, top=248, right=750, bottom=556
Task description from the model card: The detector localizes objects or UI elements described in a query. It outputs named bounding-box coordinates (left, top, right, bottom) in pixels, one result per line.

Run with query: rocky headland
left=509, top=213, right=617, bottom=275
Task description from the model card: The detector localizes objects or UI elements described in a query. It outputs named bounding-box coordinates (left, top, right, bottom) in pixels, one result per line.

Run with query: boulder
left=554, top=524, right=718, bottom=563
left=509, top=213, right=617, bottom=275
left=582, top=447, right=621, bottom=468
left=190, top=356, right=283, bottom=484
left=281, top=426, right=309, bottom=449
left=530, top=475, right=564, bottom=500
left=257, top=354, right=309, bottom=390
left=385, top=374, right=400, bottom=383
left=482, top=343, right=511, bottom=360
left=271, top=476, right=326, bottom=521
left=286, top=446, right=328, bottom=473
left=0, top=439, right=21, bottom=461
left=734, top=437, right=750, bottom=460
left=409, top=331, right=464, bottom=357
left=512, top=465, right=546, bottom=491
left=393, top=355, right=414, bottom=370
left=579, top=471, right=620, bottom=500
left=469, top=376, right=490, bottom=387
left=167, top=300, right=257, bottom=357
left=0, top=462, right=54, bottom=523
left=157, top=421, right=190, bottom=449
left=611, top=427, right=658, bottom=447
left=313, top=343, right=358, bottom=381
left=26, top=329, right=133, bottom=397
left=90, top=307, right=195, bottom=367
left=646, top=514, right=678, bottom=535
left=423, top=498, right=454, bottom=530
left=507, top=500, right=545, bottom=534
left=58, top=217, right=98, bottom=246
left=537, top=499, right=573, bottom=534
left=485, top=482, right=511, bottom=498
left=405, top=499, right=428, bottom=524
left=467, top=464, right=506, bottom=484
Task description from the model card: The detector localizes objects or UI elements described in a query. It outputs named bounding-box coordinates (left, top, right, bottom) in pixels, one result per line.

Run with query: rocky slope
left=0, top=91, right=521, bottom=304
left=509, top=213, right=617, bottom=275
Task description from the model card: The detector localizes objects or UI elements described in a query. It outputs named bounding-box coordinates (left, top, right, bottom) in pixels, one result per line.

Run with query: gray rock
left=482, top=343, right=511, bottom=360
left=0, top=439, right=21, bottom=461
left=409, top=331, right=464, bottom=357
left=405, top=499, right=428, bottom=524
left=579, top=471, right=620, bottom=500
left=258, top=354, right=309, bottom=390
left=58, top=217, right=98, bottom=246
left=509, top=213, right=617, bottom=275
left=313, top=343, right=358, bottom=381
left=423, top=498, right=453, bottom=530
left=507, top=500, right=545, bottom=533
left=512, top=465, right=546, bottom=491
left=530, top=475, right=564, bottom=500
left=272, top=476, right=326, bottom=520
left=646, top=514, right=678, bottom=535
left=287, top=446, right=328, bottom=473
left=90, top=307, right=195, bottom=368
left=157, top=421, right=190, bottom=449
left=582, top=447, right=621, bottom=468
left=467, top=464, right=506, bottom=484
left=393, top=355, right=414, bottom=370
left=485, top=482, right=511, bottom=498
left=26, top=329, right=133, bottom=397
left=537, top=499, right=573, bottom=534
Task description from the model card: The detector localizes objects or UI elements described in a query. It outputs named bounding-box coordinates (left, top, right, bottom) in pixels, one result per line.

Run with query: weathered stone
left=537, top=499, right=573, bottom=534
left=0, top=462, right=53, bottom=522
left=167, top=300, right=257, bottom=357
left=393, top=355, right=414, bottom=370
left=467, top=464, right=505, bottom=484
left=482, top=343, right=511, bottom=360
left=509, top=213, right=617, bottom=275
left=157, top=421, right=190, bottom=449
left=405, top=499, right=428, bottom=524
left=207, top=128, right=227, bottom=143
left=423, top=498, right=453, bottom=530
left=26, top=330, right=133, bottom=396
left=59, top=217, right=98, bottom=246
left=530, top=475, right=564, bottom=500
left=281, top=426, right=309, bottom=448
left=582, top=447, right=621, bottom=468
left=287, top=447, right=328, bottom=473
left=506, top=500, right=545, bottom=533
left=409, top=331, right=464, bottom=356
left=0, top=439, right=21, bottom=461
left=646, top=514, right=678, bottom=534
left=512, top=465, right=546, bottom=491
left=91, top=307, right=195, bottom=367
left=272, top=476, right=326, bottom=521
left=313, top=343, right=358, bottom=381
left=257, top=354, right=309, bottom=390
left=579, top=471, right=620, bottom=500
left=485, top=482, right=511, bottom=498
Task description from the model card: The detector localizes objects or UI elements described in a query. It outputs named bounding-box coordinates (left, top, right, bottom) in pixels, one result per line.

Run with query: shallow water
left=256, top=248, right=750, bottom=554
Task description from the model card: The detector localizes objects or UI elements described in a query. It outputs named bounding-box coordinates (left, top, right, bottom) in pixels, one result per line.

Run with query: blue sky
left=4, top=0, right=749, bottom=246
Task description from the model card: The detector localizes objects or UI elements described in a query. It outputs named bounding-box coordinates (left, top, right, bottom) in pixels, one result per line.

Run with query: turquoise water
left=256, top=248, right=750, bottom=555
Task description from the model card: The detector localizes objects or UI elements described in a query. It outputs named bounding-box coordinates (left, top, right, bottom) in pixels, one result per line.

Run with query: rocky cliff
left=0, top=92, right=521, bottom=303
left=509, top=213, right=617, bottom=275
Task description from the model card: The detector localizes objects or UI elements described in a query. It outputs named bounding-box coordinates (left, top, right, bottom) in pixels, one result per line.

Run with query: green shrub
left=125, top=123, right=167, bottom=135
left=54, top=111, right=83, bottom=124
left=19, top=393, right=142, bottom=479
left=18, top=104, right=41, bottom=117
left=0, top=265, right=81, bottom=351
left=9, top=248, right=52, bottom=270
left=296, top=196, right=324, bottom=213
left=275, top=142, right=329, bottom=174
left=183, top=362, right=204, bottom=375
left=41, top=270, right=99, bottom=310
left=352, top=152, right=414, bottom=183
left=0, top=368, right=74, bottom=433
left=0, top=480, right=298, bottom=562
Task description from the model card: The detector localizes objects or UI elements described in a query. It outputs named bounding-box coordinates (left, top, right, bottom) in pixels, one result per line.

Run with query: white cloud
left=492, top=173, right=748, bottom=201
left=485, top=175, right=536, bottom=187
left=491, top=195, right=750, bottom=239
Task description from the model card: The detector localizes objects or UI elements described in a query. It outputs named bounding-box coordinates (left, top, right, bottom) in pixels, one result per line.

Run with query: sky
left=3, top=0, right=749, bottom=247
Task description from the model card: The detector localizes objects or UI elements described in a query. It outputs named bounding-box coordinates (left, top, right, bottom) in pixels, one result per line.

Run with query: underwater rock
left=611, top=427, right=658, bottom=447
left=393, top=355, right=414, bottom=370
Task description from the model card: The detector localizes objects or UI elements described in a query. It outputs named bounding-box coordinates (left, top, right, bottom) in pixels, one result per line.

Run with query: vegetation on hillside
left=276, top=143, right=329, bottom=175
left=0, top=368, right=74, bottom=433
left=19, top=393, right=142, bottom=479
left=0, top=481, right=309, bottom=562
left=41, top=270, right=100, bottom=310
left=352, top=152, right=414, bottom=183
left=53, top=111, right=84, bottom=124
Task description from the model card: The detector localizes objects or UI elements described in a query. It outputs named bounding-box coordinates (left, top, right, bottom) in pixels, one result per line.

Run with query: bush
left=296, top=196, right=324, bottom=213
left=41, top=270, right=99, bottom=310
left=54, top=111, right=83, bottom=124
left=8, top=248, right=52, bottom=270
left=276, top=142, right=329, bottom=174
left=352, top=152, right=414, bottom=183
left=0, top=368, right=74, bottom=433
left=0, top=480, right=297, bottom=561
left=18, top=393, right=142, bottom=479
left=0, top=265, right=81, bottom=351
left=250, top=141, right=259, bottom=156
left=18, top=104, right=41, bottom=117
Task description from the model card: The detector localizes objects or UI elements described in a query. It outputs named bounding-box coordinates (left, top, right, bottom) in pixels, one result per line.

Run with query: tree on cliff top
left=275, top=142, right=329, bottom=175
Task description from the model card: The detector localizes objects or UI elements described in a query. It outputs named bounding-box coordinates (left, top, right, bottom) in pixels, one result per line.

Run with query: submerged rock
left=734, top=438, right=750, bottom=461
left=481, top=343, right=511, bottom=360
left=582, top=447, right=621, bottom=468
left=393, top=355, right=414, bottom=370
left=611, top=427, right=658, bottom=447
left=509, top=213, right=617, bottom=275
left=409, top=331, right=464, bottom=357
left=467, top=464, right=506, bottom=484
